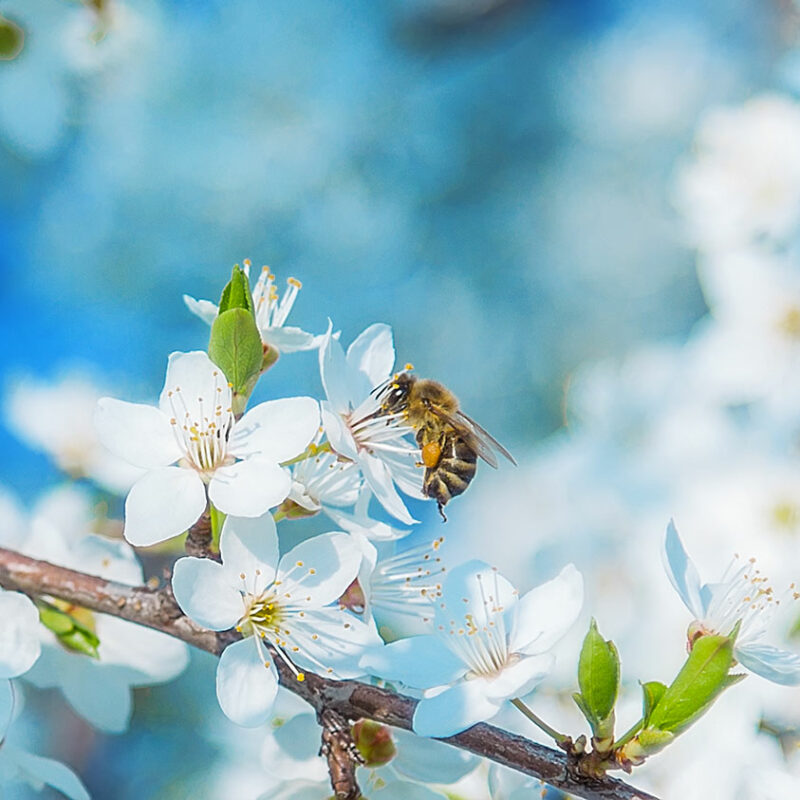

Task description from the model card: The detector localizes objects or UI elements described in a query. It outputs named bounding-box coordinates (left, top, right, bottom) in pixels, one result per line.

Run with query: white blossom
left=95, top=350, right=319, bottom=546
left=172, top=513, right=381, bottom=727
left=362, top=560, right=583, bottom=737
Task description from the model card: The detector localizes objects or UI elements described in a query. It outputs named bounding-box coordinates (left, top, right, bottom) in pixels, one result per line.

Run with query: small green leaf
left=634, top=728, right=674, bottom=756
left=0, top=16, right=24, bottom=61
left=38, top=604, right=75, bottom=635
left=208, top=307, right=263, bottom=397
left=218, top=265, right=255, bottom=315
left=576, top=618, right=620, bottom=733
left=38, top=602, right=100, bottom=659
left=641, top=680, right=667, bottom=725
left=58, top=628, right=100, bottom=659
left=647, top=633, right=735, bottom=734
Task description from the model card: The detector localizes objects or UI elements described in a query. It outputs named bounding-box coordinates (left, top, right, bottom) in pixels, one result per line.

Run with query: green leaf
left=641, top=680, right=667, bottom=725
left=576, top=618, right=620, bottom=732
left=647, top=632, right=736, bottom=734
left=38, top=602, right=100, bottom=659
left=218, top=265, right=255, bottom=315
left=58, top=628, right=101, bottom=659
left=634, top=728, right=674, bottom=755
left=38, top=604, right=74, bottom=635
left=0, top=16, right=24, bottom=61
left=208, top=307, right=263, bottom=397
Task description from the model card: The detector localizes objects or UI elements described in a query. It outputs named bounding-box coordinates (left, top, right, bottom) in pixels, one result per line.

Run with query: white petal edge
left=736, top=643, right=800, bottom=685
left=346, top=323, right=395, bottom=387
left=8, top=746, right=90, bottom=800
left=413, top=680, right=500, bottom=738
left=360, top=635, right=466, bottom=688
left=209, top=458, right=291, bottom=517
left=124, top=467, right=206, bottom=547
left=220, top=513, right=280, bottom=595
left=230, top=396, right=320, bottom=463
left=276, top=532, right=362, bottom=607
left=183, top=294, right=219, bottom=325
left=662, top=520, right=707, bottom=619
left=94, top=398, right=182, bottom=469
left=0, top=591, right=40, bottom=679
left=217, top=637, right=279, bottom=727
left=172, top=557, right=244, bottom=631
left=510, top=564, right=584, bottom=656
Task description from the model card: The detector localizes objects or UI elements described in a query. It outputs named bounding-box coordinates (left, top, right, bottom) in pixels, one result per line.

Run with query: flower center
left=695, top=555, right=799, bottom=647
left=777, top=306, right=800, bottom=340
left=440, top=569, right=512, bottom=678
left=166, top=369, right=234, bottom=476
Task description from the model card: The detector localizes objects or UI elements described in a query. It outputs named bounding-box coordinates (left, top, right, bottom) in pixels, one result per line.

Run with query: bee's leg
left=437, top=502, right=448, bottom=523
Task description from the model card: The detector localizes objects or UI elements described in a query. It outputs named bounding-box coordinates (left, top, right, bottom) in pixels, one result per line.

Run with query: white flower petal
left=436, top=560, right=517, bottom=632
left=510, top=564, right=583, bottom=655
left=288, top=608, right=382, bottom=678
left=276, top=532, right=362, bottom=606
left=0, top=591, right=40, bottom=679
left=94, top=398, right=181, bottom=468
left=220, top=513, right=280, bottom=595
left=6, top=747, right=90, bottom=800
left=319, top=323, right=352, bottom=413
left=172, top=557, right=243, bottom=631
left=95, top=615, right=189, bottom=683
left=413, top=680, right=500, bottom=738
left=209, top=458, right=291, bottom=516
left=62, top=667, right=133, bottom=733
left=346, top=323, right=395, bottom=387
left=157, top=350, right=232, bottom=421
left=230, top=397, right=319, bottom=463
left=736, top=643, right=800, bottom=685
left=360, top=452, right=417, bottom=525
left=484, top=653, right=554, bottom=700
left=391, top=728, right=477, bottom=784
left=360, top=635, right=467, bottom=688
left=69, top=535, right=143, bottom=585
left=217, top=637, right=279, bottom=727
left=0, top=680, right=14, bottom=739
left=321, top=403, right=359, bottom=460
left=183, top=294, right=219, bottom=325
left=662, top=521, right=708, bottom=619
left=124, top=467, right=206, bottom=546
left=262, top=326, right=320, bottom=353
left=372, top=779, right=447, bottom=800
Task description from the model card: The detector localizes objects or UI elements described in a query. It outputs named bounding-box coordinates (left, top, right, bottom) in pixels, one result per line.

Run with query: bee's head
left=379, top=371, right=414, bottom=412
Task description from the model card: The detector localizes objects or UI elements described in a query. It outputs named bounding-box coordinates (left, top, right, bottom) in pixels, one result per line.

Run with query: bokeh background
left=4, top=0, right=800, bottom=798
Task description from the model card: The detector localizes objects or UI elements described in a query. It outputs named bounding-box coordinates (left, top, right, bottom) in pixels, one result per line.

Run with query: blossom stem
left=209, top=503, right=225, bottom=547
left=511, top=698, right=569, bottom=746
left=272, top=508, right=287, bottom=523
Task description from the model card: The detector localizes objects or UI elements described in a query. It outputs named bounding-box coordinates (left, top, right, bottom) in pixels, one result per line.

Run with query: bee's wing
left=426, top=405, right=515, bottom=468
left=455, top=411, right=517, bottom=466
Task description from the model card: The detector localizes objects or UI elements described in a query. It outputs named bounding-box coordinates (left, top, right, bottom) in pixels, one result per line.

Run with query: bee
left=378, top=372, right=516, bottom=520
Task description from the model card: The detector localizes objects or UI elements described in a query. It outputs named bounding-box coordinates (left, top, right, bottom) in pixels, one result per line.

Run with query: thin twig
left=319, top=708, right=363, bottom=800
left=0, top=547, right=659, bottom=800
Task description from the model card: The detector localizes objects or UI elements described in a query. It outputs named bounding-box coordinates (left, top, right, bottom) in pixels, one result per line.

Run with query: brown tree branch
left=0, top=547, right=659, bottom=800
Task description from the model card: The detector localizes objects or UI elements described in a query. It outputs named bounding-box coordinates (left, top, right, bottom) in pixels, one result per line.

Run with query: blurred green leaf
left=0, top=16, right=24, bottom=61
left=39, top=601, right=100, bottom=659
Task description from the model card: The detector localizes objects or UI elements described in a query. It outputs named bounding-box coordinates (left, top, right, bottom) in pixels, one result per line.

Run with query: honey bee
left=378, top=372, right=515, bottom=520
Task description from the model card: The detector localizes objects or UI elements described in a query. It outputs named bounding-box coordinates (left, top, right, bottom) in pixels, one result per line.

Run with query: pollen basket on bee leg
left=421, top=442, right=442, bottom=468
